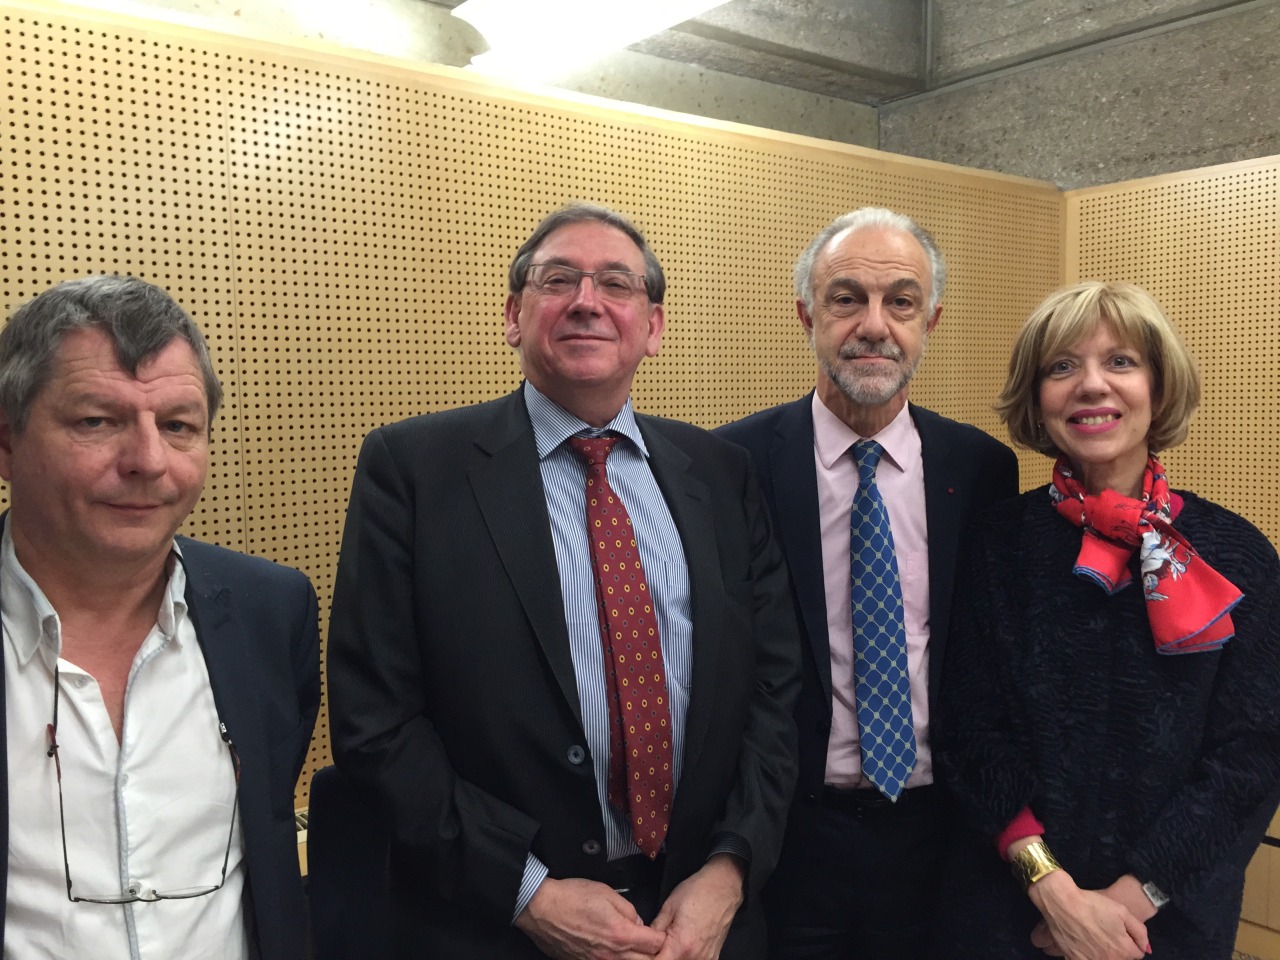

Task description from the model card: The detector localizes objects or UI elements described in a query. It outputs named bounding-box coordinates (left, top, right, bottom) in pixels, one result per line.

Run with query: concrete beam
left=930, top=0, right=1254, bottom=83
left=637, top=0, right=923, bottom=102
left=556, top=49, right=879, bottom=145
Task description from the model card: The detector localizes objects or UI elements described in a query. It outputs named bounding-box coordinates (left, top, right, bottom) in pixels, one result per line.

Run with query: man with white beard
left=716, top=208, right=1018, bottom=960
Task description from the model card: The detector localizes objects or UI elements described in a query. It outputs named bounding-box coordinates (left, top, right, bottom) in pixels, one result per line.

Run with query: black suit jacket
left=327, top=387, right=802, bottom=959
left=715, top=396, right=1018, bottom=797
left=0, top=526, right=322, bottom=960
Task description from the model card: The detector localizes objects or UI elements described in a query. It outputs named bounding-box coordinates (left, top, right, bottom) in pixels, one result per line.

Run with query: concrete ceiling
left=429, top=0, right=925, bottom=104
left=629, top=0, right=924, bottom=104
left=426, top=0, right=1258, bottom=107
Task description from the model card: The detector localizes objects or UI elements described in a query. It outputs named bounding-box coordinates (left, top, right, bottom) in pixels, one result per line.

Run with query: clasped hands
left=1028, top=872, right=1156, bottom=960
left=515, top=853, right=745, bottom=960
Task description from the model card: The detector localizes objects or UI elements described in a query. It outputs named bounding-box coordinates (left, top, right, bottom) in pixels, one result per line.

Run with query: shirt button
left=582, top=840, right=602, bottom=856
left=121, top=774, right=130, bottom=785
left=566, top=745, right=586, bottom=765
left=75, top=676, right=90, bottom=689
left=127, top=882, right=140, bottom=896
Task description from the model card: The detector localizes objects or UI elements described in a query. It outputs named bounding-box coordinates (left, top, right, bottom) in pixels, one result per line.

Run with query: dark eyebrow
left=65, top=391, right=130, bottom=411
left=158, top=399, right=209, bottom=417
left=885, top=278, right=925, bottom=298
left=823, top=277, right=925, bottom=298
left=67, top=392, right=207, bottom=418
left=538, top=257, right=638, bottom=273
left=824, top=278, right=867, bottom=295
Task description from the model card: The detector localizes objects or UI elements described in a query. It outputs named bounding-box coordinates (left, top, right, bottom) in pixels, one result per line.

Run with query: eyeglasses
left=525, top=263, right=648, bottom=302
left=46, top=663, right=241, bottom=903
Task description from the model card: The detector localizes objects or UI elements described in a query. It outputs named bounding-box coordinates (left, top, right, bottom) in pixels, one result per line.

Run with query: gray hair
left=0, top=275, right=223, bottom=433
left=508, top=203, right=666, bottom=304
left=794, top=207, right=947, bottom=313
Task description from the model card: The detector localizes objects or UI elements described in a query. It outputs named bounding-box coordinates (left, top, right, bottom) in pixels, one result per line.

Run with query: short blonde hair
left=996, top=281, right=1200, bottom=455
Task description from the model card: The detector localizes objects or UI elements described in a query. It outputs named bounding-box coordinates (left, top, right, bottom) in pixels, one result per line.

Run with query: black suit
left=716, top=395, right=1018, bottom=958
left=0, top=526, right=322, bottom=960
left=327, top=387, right=802, bottom=959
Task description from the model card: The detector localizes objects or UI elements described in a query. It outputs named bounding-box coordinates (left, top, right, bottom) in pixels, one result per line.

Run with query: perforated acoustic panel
left=1067, top=156, right=1280, bottom=544
left=1, top=1, right=1063, bottom=808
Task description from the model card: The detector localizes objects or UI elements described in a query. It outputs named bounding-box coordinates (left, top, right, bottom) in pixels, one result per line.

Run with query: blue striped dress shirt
left=514, top=382, right=694, bottom=917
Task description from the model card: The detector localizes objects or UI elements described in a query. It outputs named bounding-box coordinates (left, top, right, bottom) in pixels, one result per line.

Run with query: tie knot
left=853, top=439, right=884, bottom=484
left=567, top=434, right=619, bottom=467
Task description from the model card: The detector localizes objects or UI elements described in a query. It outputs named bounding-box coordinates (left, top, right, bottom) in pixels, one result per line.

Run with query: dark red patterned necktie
left=567, top=435, right=672, bottom=858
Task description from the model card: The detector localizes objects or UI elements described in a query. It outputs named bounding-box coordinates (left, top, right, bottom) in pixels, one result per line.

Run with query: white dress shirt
left=3, top=528, right=248, bottom=960
left=812, top=394, right=934, bottom=790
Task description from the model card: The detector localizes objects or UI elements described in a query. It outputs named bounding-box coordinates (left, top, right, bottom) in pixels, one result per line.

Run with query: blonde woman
left=932, top=282, right=1280, bottom=960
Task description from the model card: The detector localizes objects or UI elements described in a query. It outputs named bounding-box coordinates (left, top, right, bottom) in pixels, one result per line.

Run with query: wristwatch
left=1141, top=880, right=1170, bottom=911
left=1010, top=841, right=1062, bottom=890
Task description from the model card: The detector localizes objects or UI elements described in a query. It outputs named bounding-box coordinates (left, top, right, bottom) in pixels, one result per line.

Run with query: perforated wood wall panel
left=1066, top=156, right=1280, bottom=544
left=1, top=0, right=1062, bottom=808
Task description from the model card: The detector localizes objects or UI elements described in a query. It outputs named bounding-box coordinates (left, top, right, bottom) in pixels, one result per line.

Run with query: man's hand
left=515, top=877, right=667, bottom=960
left=650, top=854, right=745, bottom=960
left=1028, top=870, right=1149, bottom=960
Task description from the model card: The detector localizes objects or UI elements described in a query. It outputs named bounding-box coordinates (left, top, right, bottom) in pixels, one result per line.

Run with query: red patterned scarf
left=1050, top=454, right=1241, bottom=654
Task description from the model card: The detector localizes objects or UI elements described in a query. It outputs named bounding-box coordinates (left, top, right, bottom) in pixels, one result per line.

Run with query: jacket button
left=567, top=745, right=586, bottom=765
left=582, top=840, right=602, bottom=856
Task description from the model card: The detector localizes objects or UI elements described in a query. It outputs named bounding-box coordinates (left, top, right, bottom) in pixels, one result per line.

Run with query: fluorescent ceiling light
left=452, top=0, right=730, bottom=81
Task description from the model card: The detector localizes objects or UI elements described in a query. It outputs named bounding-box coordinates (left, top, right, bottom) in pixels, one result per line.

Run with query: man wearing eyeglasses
left=0, top=276, right=321, bottom=960
left=328, top=203, right=801, bottom=960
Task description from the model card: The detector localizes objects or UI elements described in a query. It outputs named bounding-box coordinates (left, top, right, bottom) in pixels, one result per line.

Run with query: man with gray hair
left=717, top=209, right=1018, bottom=959
left=0, top=276, right=320, bottom=959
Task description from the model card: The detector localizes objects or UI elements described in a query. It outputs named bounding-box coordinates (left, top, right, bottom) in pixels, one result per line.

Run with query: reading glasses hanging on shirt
left=45, top=664, right=242, bottom=903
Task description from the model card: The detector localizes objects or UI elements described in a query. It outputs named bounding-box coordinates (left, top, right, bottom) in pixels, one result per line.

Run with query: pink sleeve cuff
left=996, top=807, right=1045, bottom=860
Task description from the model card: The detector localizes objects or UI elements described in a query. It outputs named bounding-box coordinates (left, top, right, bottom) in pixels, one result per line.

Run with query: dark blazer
left=327, top=387, right=802, bottom=959
left=715, top=395, right=1018, bottom=798
left=0, top=523, right=322, bottom=960
left=932, top=489, right=1280, bottom=960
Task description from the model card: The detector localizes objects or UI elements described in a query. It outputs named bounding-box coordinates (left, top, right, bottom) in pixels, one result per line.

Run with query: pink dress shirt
left=813, top=393, right=934, bottom=789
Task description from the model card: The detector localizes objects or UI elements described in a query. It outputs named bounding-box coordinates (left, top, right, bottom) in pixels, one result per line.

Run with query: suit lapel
left=768, top=400, right=833, bottom=704
left=468, top=393, right=583, bottom=727
left=178, top=541, right=283, bottom=960
left=637, top=419, right=719, bottom=782
left=911, top=405, right=963, bottom=713
left=178, top=541, right=252, bottom=740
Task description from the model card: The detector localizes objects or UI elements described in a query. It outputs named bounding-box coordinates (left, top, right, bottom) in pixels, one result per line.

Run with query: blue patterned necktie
left=850, top=439, right=917, bottom=800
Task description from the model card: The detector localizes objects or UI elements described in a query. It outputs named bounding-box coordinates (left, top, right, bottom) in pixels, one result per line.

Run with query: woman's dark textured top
left=932, top=486, right=1280, bottom=960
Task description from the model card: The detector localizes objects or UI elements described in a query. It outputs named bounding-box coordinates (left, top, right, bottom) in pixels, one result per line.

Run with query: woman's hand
left=1028, top=870, right=1149, bottom=960
left=1099, top=875, right=1157, bottom=924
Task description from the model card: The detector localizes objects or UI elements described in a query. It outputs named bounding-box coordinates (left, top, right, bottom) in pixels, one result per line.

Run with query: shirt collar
left=0, top=523, right=189, bottom=667
left=2, top=524, right=59, bottom=667
left=161, top=545, right=189, bottom=639
left=811, top=392, right=914, bottom=475
left=523, top=381, right=649, bottom=459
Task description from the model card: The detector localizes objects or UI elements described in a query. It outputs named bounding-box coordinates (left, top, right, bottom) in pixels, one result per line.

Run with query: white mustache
left=838, top=343, right=904, bottom=361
